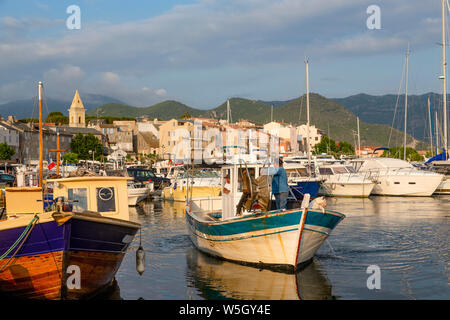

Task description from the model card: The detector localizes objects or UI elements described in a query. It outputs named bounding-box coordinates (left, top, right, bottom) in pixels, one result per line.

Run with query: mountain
left=332, top=93, right=446, bottom=143
left=88, top=94, right=426, bottom=149
left=0, top=94, right=125, bottom=120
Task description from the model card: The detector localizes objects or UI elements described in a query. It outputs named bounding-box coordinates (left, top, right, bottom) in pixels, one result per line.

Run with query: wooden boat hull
left=0, top=213, right=139, bottom=299
left=185, top=207, right=344, bottom=272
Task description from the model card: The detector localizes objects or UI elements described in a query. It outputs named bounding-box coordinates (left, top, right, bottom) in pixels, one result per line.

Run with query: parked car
left=127, top=168, right=170, bottom=190
left=0, top=173, right=15, bottom=187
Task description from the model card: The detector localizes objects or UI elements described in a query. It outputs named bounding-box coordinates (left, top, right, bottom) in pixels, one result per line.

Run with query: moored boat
left=316, top=164, right=375, bottom=197
left=351, top=157, right=444, bottom=196
left=0, top=82, right=141, bottom=300
left=0, top=176, right=140, bottom=299
left=128, top=181, right=153, bottom=206
left=185, top=161, right=345, bottom=271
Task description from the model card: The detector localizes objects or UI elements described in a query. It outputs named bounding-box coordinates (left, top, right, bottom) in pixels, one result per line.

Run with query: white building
left=263, top=122, right=299, bottom=155
left=296, top=124, right=322, bottom=152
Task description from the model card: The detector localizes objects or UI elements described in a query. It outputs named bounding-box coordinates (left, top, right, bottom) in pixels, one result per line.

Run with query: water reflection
left=185, top=247, right=335, bottom=300
left=116, top=197, right=449, bottom=300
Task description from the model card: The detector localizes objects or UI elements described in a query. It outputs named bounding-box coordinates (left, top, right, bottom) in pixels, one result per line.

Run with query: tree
left=0, top=142, right=15, bottom=160
left=180, top=112, right=191, bottom=120
left=70, top=133, right=104, bottom=160
left=313, top=135, right=354, bottom=157
left=313, top=135, right=338, bottom=155
left=337, top=141, right=355, bottom=155
left=382, top=146, right=424, bottom=161
left=46, top=112, right=69, bottom=124
left=62, top=152, right=79, bottom=164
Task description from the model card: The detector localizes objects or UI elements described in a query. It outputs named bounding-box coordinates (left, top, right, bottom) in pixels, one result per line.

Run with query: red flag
left=48, top=161, right=55, bottom=170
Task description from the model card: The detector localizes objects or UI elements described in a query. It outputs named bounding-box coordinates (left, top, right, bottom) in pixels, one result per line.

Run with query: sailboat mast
left=305, top=59, right=311, bottom=175
left=226, top=99, right=230, bottom=124
left=38, top=81, right=43, bottom=187
left=357, top=116, right=361, bottom=157
left=442, top=0, right=448, bottom=159
left=428, top=96, right=434, bottom=156
left=403, top=50, right=409, bottom=161
left=436, top=111, right=440, bottom=154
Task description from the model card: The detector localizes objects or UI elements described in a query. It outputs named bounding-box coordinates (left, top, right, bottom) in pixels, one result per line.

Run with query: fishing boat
left=0, top=82, right=140, bottom=299
left=316, top=164, right=376, bottom=197
left=185, top=161, right=345, bottom=271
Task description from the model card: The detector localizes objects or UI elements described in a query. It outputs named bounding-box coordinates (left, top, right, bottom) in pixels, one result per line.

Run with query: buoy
left=136, top=245, right=145, bottom=276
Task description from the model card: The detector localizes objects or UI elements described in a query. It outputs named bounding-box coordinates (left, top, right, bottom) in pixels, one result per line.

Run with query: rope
left=0, top=215, right=40, bottom=272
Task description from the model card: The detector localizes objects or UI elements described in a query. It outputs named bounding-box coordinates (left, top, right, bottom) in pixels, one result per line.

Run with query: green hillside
left=333, top=92, right=446, bottom=142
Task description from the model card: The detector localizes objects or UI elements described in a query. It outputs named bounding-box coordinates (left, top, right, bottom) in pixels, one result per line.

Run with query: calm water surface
left=114, top=197, right=449, bottom=300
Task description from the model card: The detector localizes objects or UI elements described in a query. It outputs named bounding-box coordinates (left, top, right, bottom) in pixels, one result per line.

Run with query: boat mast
left=403, top=49, right=409, bottom=161
left=442, top=0, right=448, bottom=159
left=38, top=81, right=43, bottom=187
left=226, top=99, right=230, bottom=124
left=436, top=111, right=440, bottom=154
left=357, top=116, right=361, bottom=157
left=305, top=59, right=311, bottom=176
left=428, top=96, right=434, bottom=156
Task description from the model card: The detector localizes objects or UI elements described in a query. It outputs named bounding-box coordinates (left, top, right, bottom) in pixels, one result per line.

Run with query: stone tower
left=68, top=90, right=85, bottom=128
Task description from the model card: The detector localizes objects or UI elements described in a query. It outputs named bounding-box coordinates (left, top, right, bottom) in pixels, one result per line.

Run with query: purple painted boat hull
left=0, top=213, right=140, bottom=299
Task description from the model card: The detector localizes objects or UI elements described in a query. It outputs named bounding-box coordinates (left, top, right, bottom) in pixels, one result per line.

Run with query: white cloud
left=0, top=0, right=446, bottom=106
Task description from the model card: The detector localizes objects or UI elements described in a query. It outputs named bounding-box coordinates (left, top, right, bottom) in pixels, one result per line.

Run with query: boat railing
left=360, top=167, right=441, bottom=177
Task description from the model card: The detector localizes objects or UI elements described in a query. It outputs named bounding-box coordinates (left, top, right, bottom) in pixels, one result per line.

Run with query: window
left=333, top=167, right=347, bottom=174
left=68, top=188, right=88, bottom=212
left=319, top=168, right=334, bottom=175
left=97, top=187, right=116, bottom=212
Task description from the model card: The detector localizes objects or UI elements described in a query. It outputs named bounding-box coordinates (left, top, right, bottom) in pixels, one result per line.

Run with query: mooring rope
left=0, top=214, right=40, bottom=272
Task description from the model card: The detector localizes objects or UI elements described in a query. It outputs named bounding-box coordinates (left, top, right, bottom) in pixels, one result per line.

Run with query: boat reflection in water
left=185, top=247, right=335, bottom=300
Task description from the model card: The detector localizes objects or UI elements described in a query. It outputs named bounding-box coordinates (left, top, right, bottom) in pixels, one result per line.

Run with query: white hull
left=186, top=208, right=344, bottom=270
left=371, top=174, right=443, bottom=196
left=128, top=188, right=150, bottom=206
left=319, top=181, right=375, bottom=197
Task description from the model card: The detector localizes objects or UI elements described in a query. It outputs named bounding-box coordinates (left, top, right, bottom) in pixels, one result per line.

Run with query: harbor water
left=113, top=197, right=449, bottom=300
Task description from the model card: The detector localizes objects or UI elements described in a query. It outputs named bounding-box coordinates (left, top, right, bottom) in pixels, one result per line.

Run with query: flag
left=48, top=157, right=55, bottom=170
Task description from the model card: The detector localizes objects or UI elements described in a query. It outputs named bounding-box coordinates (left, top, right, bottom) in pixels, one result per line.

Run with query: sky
left=0, top=0, right=448, bottom=108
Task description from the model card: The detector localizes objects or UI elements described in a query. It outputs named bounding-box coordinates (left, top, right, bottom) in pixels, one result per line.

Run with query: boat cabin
left=48, top=176, right=131, bottom=221
left=220, top=164, right=270, bottom=220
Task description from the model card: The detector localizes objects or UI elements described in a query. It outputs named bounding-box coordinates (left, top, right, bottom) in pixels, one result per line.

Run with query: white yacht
left=316, top=164, right=376, bottom=197
left=350, top=158, right=444, bottom=196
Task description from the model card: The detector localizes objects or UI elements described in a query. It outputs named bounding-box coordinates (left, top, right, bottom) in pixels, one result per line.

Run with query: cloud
left=0, top=0, right=446, bottom=106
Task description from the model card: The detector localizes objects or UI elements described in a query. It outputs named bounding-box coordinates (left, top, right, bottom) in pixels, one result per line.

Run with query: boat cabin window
left=285, top=168, right=308, bottom=177
left=319, top=168, right=334, bottom=175
left=97, top=187, right=116, bottom=212
left=345, top=166, right=356, bottom=173
left=333, top=167, right=348, bottom=174
left=68, top=188, right=88, bottom=212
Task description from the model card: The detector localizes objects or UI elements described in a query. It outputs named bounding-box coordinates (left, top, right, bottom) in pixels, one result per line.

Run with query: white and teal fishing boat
left=185, top=161, right=345, bottom=271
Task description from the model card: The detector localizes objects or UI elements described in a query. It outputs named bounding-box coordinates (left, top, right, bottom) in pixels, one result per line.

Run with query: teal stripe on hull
left=186, top=209, right=344, bottom=237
